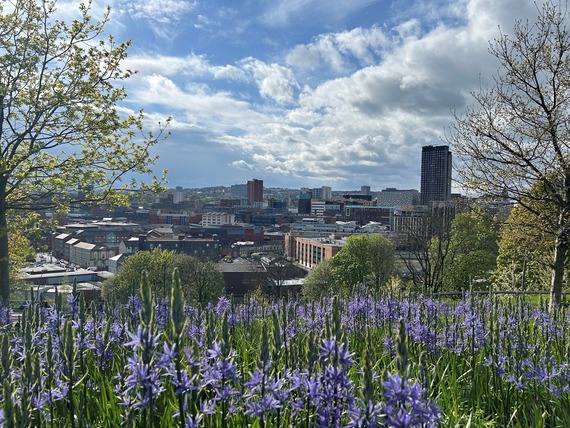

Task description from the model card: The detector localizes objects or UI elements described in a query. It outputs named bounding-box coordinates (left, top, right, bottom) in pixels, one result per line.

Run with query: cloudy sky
left=59, top=0, right=546, bottom=191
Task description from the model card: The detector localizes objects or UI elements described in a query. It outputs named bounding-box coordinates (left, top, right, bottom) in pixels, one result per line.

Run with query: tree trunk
left=0, top=195, right=10, bottom=305
left=549, top=229, right=566, bottom=312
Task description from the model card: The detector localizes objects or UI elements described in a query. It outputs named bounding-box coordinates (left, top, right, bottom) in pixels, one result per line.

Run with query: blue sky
left=58, top=0, right=544, bottom=191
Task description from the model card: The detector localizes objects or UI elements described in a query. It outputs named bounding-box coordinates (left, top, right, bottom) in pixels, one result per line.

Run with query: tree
left=447, top=1, right=570, bottom=309
left=102, top=249, right=225, bottom=306
left=493, top=181, right=563, bottom=291
left=398, top=204, right=454, bottom=293
left=7, top=213, right=37, bottom=290
left=262, top=255, right=299, bottom=298
left=301, top=259, right=340, bottom=300
left=442, top=210, right=498, bottom=291
left=0, top=0, right=168, bottom=303
left=330, top=234, right=395, bottom=291
left=494, top=203, right=553, bottom=290
left=174, top=254, right=225, bottom=306
left=102, top=248, right=175, bottom=302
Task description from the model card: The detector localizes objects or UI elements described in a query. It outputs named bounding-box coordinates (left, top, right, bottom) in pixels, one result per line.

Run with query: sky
left=56, top=0, right=547, bottom=191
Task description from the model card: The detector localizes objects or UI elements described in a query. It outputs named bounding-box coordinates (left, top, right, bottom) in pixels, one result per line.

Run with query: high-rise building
left=247, top=179, right=264, bottom=205
left=311, top=186, right=332, bottom=200
left=420, top=145, right=452, bottom=205
left=173, top=186, right=184, bottom=204
left=298, top=191, right=312, bottom=215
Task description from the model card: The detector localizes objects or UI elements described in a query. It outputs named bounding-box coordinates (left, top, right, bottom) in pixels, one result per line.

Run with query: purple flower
left=156, top=342, right=176, bottom=369
left=0, top=306, right=11, bottom=326
left=215, top=296, right=231, bottom=316
left=319, top=338, right=354, bottom=368
left=185, top=413, right=203, bottom=428
left=50, top=378, right=69, bottom=402
left=125, top=325, right=160, bottom=350
left=66, top=293, right=79, bottom=317
left=123, top=355, right=163, bottom=409
left=174, top=369, right=198, bottom=396
left=126, top=296, right=143, bottom=318
left=346, top=399, right=384, bottom=428
left=306, top=338, right=357, bottom=427
left=199, top=341, right=241, bottom=412
left=382, top=373, right=441, bottom=428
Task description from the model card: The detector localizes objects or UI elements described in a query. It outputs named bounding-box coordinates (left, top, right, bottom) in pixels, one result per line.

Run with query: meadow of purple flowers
left=0, top=272, right=568, bottom=427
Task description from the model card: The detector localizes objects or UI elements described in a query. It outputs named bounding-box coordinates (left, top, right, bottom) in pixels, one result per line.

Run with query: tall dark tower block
left=247, top=179, right=264, bottom=205
left=420, top=145, right=452, bottom=205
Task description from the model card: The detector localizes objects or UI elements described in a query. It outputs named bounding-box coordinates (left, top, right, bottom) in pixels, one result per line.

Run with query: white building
left=201, top=212, right=236, bottom=226
left=70, top=242, right=114, bottom=270
left=108, top=253, right=129, bottom=274
left=310, top=199, right=341, bottom=217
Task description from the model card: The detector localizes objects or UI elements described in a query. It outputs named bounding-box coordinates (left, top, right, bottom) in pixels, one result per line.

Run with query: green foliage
left=0, top=0, right=169, bottom=303
left=329, top=234, right=395, bottom=291
left=442, top=211, right=498, bottom=291
left=7, top=212, right=39, bottom=288
left=494, top=203, right=554, bottom=290
left=103, top=248, right=175, bottom=303
left=174, top=254, right=225, bottom=306
left=301, top=259, right=340, bottom=299
left=102, top=249, right=225, bottom=306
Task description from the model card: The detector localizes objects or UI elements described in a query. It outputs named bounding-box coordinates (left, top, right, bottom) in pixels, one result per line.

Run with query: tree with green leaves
left=330, top=234, right=395, bottom=291
left=7, top=212, right=42, bottom=291
left=0, top=0, right=168, bottom=304
left=103, top=248, right=175, bottom=302
left=493, top=181, right=563, bottom=291
left=174, top=254, right=225, bottom=306
left=494, top=203, right=553, bottom=290
left=103, top=249, right=225, bottom=306
left=442, top=210, right=498, bottom=291
left=447, top=1, right=570, bottom=309
left=301, top=259, right=340, bottom=300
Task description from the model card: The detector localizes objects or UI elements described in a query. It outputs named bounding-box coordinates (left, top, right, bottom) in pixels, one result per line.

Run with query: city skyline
left=52, top=0, right=549, bottom=191
left=168, top=145, right=448, bottom=195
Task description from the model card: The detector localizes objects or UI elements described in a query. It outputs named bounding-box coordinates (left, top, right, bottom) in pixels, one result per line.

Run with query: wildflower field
left=1, top=276, right=569, bottom=427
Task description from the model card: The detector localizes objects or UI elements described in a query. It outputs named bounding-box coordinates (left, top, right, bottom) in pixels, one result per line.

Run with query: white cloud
left=121, top=0, right=196, bottom=22
left=211, top=65, right=248, bottom=81
left=394, top=19, right=422, bottom=39
left=123, top=54, right=209, bottom=77
left=119, top=0, right=556, bottom=189
left=230, top=160, right=255, bottom=170
left=239, top=58, right=299, bottom=104
left=287, top=27, right=389, bottom=74
left=209, top=0, right=538, bottom=188
left=118, top=0, right=197, bottom=39
left=287, top=36, right=348, bottom=73
left=124, top=73, right=272, bottom=135
left=194, top=14, right=221, bottom=30
left=123, top=54, right=248, bottom=82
